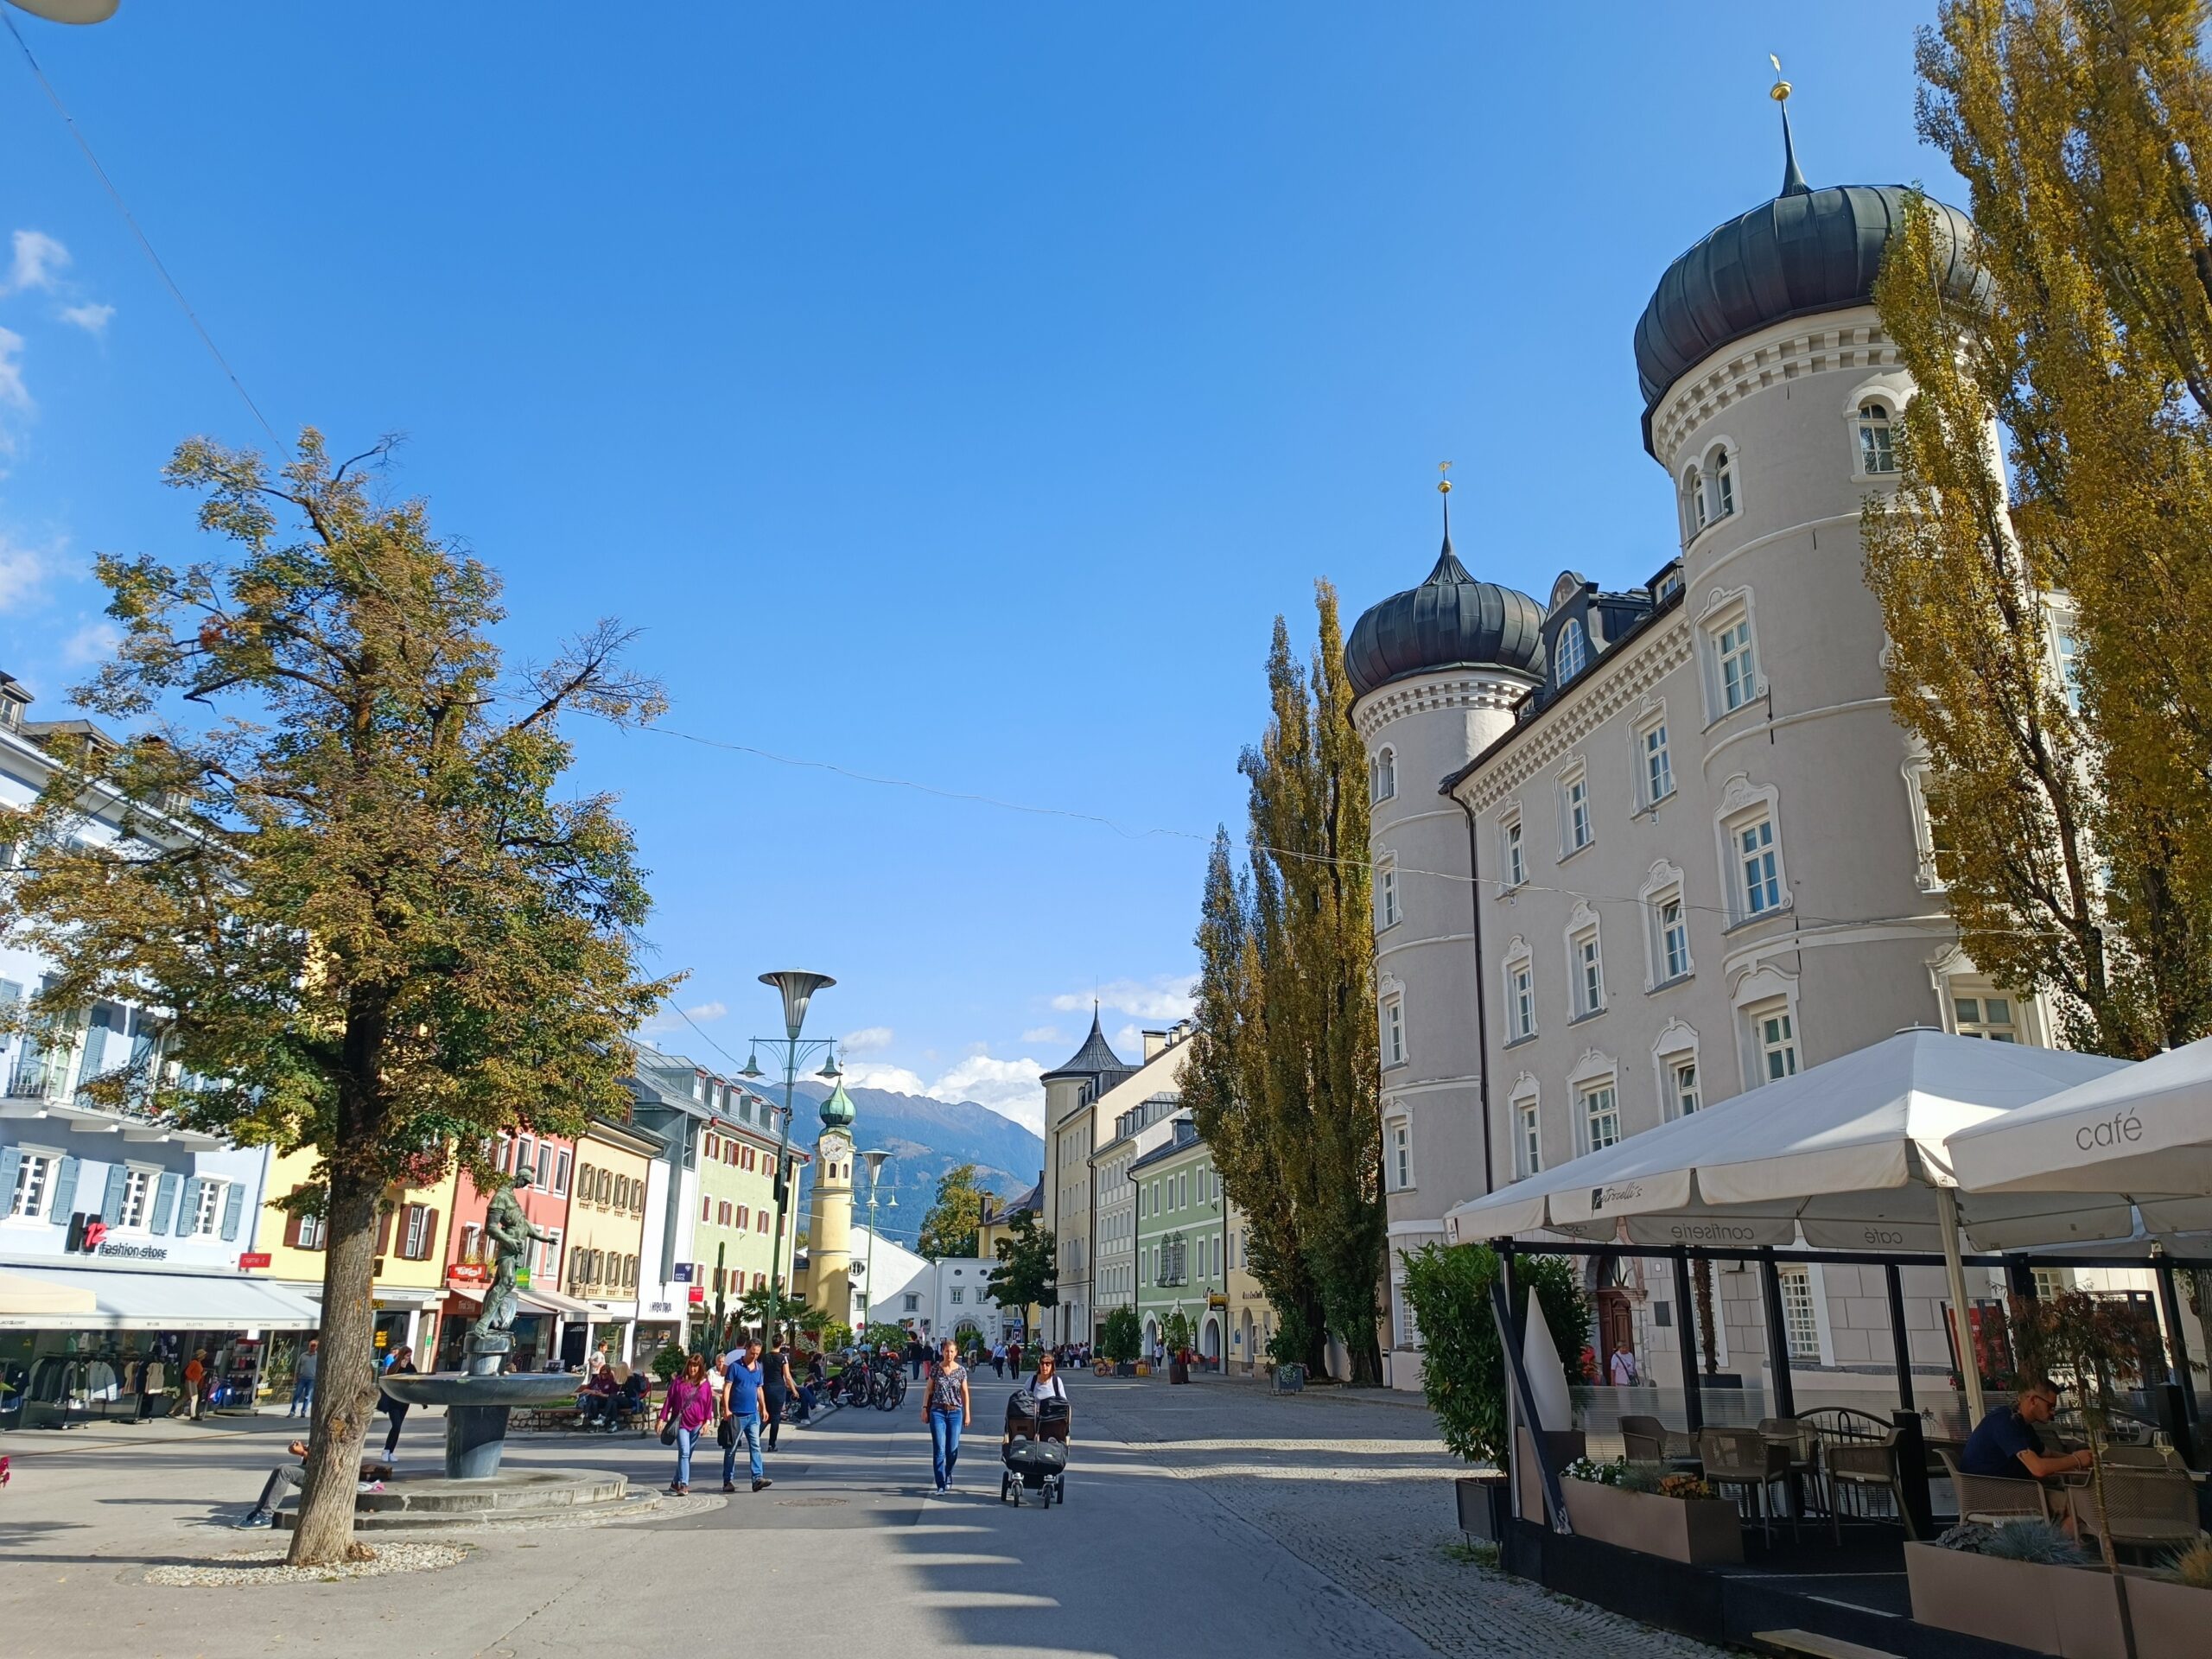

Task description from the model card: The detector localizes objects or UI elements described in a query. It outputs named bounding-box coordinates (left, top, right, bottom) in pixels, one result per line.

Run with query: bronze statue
left=480, top=1170, right=553, bottom=1337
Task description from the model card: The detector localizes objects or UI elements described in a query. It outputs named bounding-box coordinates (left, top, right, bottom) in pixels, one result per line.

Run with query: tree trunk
left=286, top=1161, right=382, bottom=1566
left=1694, top=1259, right=1720, bottom=1376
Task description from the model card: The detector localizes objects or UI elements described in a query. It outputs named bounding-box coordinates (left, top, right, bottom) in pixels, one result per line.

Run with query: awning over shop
left=0, top=1262, right=323, bottom=1331
left=442, top=1283, right=599, bottom=1319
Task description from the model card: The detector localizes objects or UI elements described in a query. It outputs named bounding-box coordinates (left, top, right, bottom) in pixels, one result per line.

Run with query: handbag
left=717, top=1416, right=735, bottom=1448
left=659, top=1421, right=677, bottom=1446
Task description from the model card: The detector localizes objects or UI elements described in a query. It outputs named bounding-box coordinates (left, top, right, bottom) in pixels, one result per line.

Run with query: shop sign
left=238, top=1251, right=272, bottom=1269
left=688, top=1287, right=705, bottom=1304
left=97, top=1241, right=168, bottom=1262
left=1207, top=1294, right=1229, bottom=1309
left=672, top=1263, right=692, bottom=1282
left=448, top=1262, right=486, bottom=1287
left=649, top=1300, right=673, bottom=1313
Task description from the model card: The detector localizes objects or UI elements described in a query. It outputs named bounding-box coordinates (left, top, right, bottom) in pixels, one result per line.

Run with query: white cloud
left=1113, top=1023, right=1144, bottom=1054
left=0, top=326, right=28, bottom=411
left=928, top=1053, right=1046, bottom=1134
left=842, top=1026, right=894, bottom=1053
left=841, top=1060, right=930, bottom=1097
left=683, top=1000, right=727, bottom=1022
left=60, top=302, right=112, bottom=336
left=61, top=620, right=120, bottom=664
left=1020, top=1026, right=1060, bottom=1045
left=1050, top=975, right=1198, bottom=1023
left=7, top=231, right=67, bottom=296
left=0, top=530, right=52, bottom=612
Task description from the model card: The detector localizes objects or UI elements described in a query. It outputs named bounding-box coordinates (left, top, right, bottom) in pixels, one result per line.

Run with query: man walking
left=721, top=1337, right=772, bottom=1493
left=289, top=1339, right=319, bottom=1418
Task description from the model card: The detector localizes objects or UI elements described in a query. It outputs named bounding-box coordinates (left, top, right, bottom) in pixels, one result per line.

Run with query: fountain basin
left=378, top=1371, right=580, bottom=1410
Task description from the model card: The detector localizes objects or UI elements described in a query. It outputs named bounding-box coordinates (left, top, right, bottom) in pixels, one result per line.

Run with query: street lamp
left=4, top=2, right=120, bottom=21
left=860, top=1149, right=893, bottom=1338
left=753, top=970, right=836, bottom=1344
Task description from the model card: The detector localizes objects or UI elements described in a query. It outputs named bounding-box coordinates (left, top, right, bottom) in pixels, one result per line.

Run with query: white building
left=842, top=1224, right=1002, bottom=1346
left=1349, top=120, right=2063, bottom=1400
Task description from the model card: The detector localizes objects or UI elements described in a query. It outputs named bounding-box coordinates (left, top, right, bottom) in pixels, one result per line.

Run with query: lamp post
left=860, top=1150, right=893, bottom=1339
left=744, top=970, right=836, bottom=1346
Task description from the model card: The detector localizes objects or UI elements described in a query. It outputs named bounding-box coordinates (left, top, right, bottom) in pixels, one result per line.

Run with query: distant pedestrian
left=762, top=1343, right=798, bottom=1452
left=173, top=1351, right=207, bottom=1420
left=1008, top=1340, right=1022, bottom=1377
left=659, top=1353, right=716, bottom=1496
left=289, top=1339, right=319, bottom=1417
left=722, top=1338, right=772, bottom=1492
left=907, top=1337, right=925, bottom=1381
left=378, top=1346, right=418, bottom=1458
left=235, top=1438, right=391, bottom=1529
left=990, top=1342, right=1006, bottom=1379
left=1608, top=1348, right=1638, bottom=1389
left=922, top=1337, right=972, bottom=1496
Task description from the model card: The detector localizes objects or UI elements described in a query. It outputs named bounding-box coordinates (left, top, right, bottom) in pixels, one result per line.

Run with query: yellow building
left=803, top=1079, right=858, bottom=1332
left=251, top=1147, right=461, bottom=1380
left=975, top=1180, right=1042, bottom=1344
left=1224, top=1198, right=1274, bottom=1375
left=562, top=1115, right=657, bottom=1364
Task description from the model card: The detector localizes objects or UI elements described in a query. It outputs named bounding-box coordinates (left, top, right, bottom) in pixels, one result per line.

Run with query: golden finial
left=1770, top=54, right=1790, bottom=103
left=1437, top=461, right=1452, bottom=496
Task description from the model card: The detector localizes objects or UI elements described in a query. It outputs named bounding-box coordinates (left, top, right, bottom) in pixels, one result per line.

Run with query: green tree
left=1163, top=1308, right=1193, bottom=1357
left=1398, top=1243, right=1591, bottom=1466
left=1866, top=0, right=2212, bottom=1056
left=1186, top=584, right=1384, bottom=1382
left=737, top=1285, right=807, bottom=1345
left=0, top=434, right=672, bottom=1565
left=918, top=1162, right=988, bottom=1258
left=984, top=1208, right=1058, bottom=1313
left=1099, top=1304, right=1142, bottom=1364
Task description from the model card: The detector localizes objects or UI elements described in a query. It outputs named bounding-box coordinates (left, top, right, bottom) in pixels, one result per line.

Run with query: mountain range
left=781, top=1079, right=1043, bottom=1252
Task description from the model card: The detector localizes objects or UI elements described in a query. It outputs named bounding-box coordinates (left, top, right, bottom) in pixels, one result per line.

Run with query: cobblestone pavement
left=1077, top=1376, right=1728, bottom=1659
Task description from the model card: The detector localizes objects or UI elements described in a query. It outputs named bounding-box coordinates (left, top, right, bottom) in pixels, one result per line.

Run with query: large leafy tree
left=1, top=433, right=673, bottom=1564
left=1186, top=584, right=1384, bottom=1383
left=984, top=1208, right=1057, bottom=1316
left=1865, top=0, right=2212, bottom=1057
left=918, top=1161, right=987, bottom=1258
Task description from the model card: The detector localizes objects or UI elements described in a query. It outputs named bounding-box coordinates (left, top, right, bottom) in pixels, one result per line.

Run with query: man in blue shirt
left=1959, top=1378, right=2094, bottom=1484
left=721, top=1338, right=772, bottom=1493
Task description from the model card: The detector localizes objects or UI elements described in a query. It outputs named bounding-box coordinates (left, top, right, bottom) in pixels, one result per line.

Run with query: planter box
left=1455, top=1475, right=1510, bottom=1542
left=1168, top=1360, right=1190, bottom=1384
left=1561, top=1478, right=1743, bottom=1566
left=1133, top=1363, right=1150, bottom=1377
left=2121, top=1571, right=2212, bottom=1657
left=1904, top=1543, right=2131, bottom=1659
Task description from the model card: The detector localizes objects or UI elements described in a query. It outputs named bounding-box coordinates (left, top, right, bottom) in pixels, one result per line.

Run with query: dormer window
left=1858, top=401, right=1897, bottom=474
left=1554, top=619, right=1587, bottom=683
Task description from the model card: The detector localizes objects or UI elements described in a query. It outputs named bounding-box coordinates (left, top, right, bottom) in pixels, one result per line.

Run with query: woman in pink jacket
left=659, top=1353, right=719, bottom=1495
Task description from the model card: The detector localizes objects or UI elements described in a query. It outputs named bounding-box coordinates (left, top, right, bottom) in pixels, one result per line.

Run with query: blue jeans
left=929, top=1408, right=963, bottom=1489
left=289, top=1374, right=315, bottom=1414
left=721, top=1411, right=763, bottom=1484
left=672, top=1425, right=699, bottom=1487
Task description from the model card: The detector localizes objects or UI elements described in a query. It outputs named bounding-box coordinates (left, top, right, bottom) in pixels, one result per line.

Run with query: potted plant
left=1165, top=1312, right=1193, bottom=1384
left=1557, top=1459, right=1745, bottom=1565
left=1906, top=1522, right=2130, bottom=1658
left=1100, top=1306, right=1142, bottom=1377
left=2124, top=1541, right=2212, bottom=1655
left=1399, top=1243, right=1592, bottom=1541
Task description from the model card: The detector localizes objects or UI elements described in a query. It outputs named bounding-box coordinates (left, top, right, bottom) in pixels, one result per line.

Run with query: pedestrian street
left=0, top=1372, right=1719, bottom=1658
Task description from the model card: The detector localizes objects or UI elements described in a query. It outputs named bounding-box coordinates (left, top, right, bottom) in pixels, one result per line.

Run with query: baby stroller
left=999, top=1388, right=1069, bottom=1508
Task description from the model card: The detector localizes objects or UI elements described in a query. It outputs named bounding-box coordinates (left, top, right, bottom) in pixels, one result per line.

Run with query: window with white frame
left=1502, top=811, right=1528, bottom=888
left=1682, top=465, right=1707, bottom=537
left=1857, top=401, right=1897, bottom=474
left=1580, top=1080, right=1621, bottom=1153
left=1503, top=945, right=1536, bottom=1042
left=1561, top=766, right=1592, bottom=854
left=1555, top=619, right=1588, bottom=683
left=116, top=1166, right=154, bottom=1231
left=1513, top=1085, right=1542, bottom=1176
left=1735, top=813, right=1783, bottom=919
left=1952, top=988, right=2020, bottom=1042
left=7, top=1148, right=57, bottom=1220
left=1390, top=1122, right=1411, bottom=1191
left=1659, top=896, right=1691, bottom=981
left=189, top=1177, right=228, bottom=1238
left=950, top=1286, right=965, bottom=1306
left=1370, top=747, right=1396, bottom=804
left=1381, top=995, right=1406, bottom=1068
left=1903, top=760, right=1952, bottom=891
left=2053, top=626, right=2083, bottom=714
left=552, top=1149, right=570, bottom=1195
left=1376, top=855, right=1400, bottom=930
left=1671, top=1057, right=1701, bottom=1117
left=1639, top=717, right=1673, bottom=807
left=1716, top=615, right=1758, bottom=713
left=1777, top=1264, right=1821, bottom=1359
left=1707, top=445, right=1735, bottom=518
left=1571, top=925, right=1604, bottom=1018
left=1751, top=1001, right=1800, bottom=1084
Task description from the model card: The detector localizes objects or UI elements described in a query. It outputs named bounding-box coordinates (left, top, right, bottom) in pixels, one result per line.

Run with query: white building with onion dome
left=1351, top=102, right=2068, bottom=1401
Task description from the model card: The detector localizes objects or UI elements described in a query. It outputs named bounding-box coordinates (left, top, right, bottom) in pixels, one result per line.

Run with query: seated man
left=1960, top=1377, right=2095, bottom=1486
left=237, top=1439, right=394, bottom=1529
left=577, top=1366, right=618, bottom=1427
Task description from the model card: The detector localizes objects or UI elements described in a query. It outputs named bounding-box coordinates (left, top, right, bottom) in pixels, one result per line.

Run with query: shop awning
left=0, top=1263, right=324, bottom=1331
left=442, top=1282, right=600, bottom=1319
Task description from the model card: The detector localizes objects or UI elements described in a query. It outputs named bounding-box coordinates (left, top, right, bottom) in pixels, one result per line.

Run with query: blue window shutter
left=149, top=1170, right=181, bottom=1233
left=101, top=1162, right=128, bottom=1222
left=0, top=1147, right=18, bottom=1213
left=49, top=1154, right=79, bottom=1221
left=175, top=1177, right=202, bottom=1236
left=220, top=1180, right=245, bottom=1241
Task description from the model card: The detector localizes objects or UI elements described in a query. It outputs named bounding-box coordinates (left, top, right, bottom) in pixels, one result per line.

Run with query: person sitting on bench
left=237, top=1439, right=396, bottom=1529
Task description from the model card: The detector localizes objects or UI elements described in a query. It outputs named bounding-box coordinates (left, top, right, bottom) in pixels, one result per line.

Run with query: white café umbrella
left=1947, top=1033, right=2212, bottom=1237
left=1446, top=1030, right=2133, bottom=1422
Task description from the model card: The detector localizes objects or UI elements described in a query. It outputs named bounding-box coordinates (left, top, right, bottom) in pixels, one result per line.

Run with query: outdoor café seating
left=1936, top=1447, right=2052, bottom=1525
left=1618, top=1415, right=1669, bottom=1464
left=2058, top=1465, right=2203, bottom=1559
left=1796, top=1408, right=1919, bottom=1539
left=1698, top=1426, right=1798, bottom=1543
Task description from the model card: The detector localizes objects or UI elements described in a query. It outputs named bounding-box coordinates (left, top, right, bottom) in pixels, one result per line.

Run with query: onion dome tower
left=810, top=1074, right=858, bottom=1332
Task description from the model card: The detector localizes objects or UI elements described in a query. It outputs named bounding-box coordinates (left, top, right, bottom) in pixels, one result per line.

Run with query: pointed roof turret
left=1343, top=480, right=1547, bottom=701
left=1040, top=1004, right=1131, bottom=1084
left=819, top=1076, right=856, bottom=1130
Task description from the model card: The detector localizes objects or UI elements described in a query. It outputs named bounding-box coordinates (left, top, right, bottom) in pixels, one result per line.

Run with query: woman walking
left=659, top=1353, right=717, bottom=1495
left=762, top=1343, right=799, bottom=1451
left=378, top=1346, right=419, bottom=1458
left=921, top=1337, right=972, bottom=1495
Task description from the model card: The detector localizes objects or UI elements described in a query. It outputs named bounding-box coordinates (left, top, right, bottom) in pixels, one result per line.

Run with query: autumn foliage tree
left=0, top=433, right=674, bottom=1564
left=1865, top=0, right=2212, bottom=1057
left=918, top=1162, right=987, bottom=1258
left=1185, top=583, right=1384, bottom=1384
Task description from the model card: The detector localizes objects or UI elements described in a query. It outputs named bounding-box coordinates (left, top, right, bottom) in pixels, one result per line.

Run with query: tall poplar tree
left=1865, top=0, right=2212, bottom=1056
left=0, top=433, right=675, bottom=1564
left=1186, top=584, right=1384, bottom=1383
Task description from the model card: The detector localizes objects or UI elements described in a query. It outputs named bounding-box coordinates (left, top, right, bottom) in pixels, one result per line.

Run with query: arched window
left=1708, top=446, right=1735, bottom=518
left=1370, top=747, right=1396, bottom=804
left=1554, top=618, right=1587, bottom=682
left=1858, top=401, right=1896, bottom=474
left=1682, top=466, right=1707, bottom=535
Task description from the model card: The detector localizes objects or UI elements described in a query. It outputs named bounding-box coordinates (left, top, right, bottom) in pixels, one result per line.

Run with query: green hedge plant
left=1399, top=1243, right=1592, bottom=1467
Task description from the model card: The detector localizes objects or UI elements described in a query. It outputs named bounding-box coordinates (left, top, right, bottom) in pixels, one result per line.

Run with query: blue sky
left=0, top=3, right=1964, bottom=1133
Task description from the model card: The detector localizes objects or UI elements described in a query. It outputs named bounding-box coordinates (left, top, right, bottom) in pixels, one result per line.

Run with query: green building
left=1128, top=1115, right=1230, bottom=1369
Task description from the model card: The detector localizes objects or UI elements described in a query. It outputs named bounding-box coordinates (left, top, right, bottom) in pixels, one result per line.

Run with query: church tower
left=809, top=1077, right=858, bottom=1332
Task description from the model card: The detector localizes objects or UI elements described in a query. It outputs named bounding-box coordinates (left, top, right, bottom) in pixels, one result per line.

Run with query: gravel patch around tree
left=145, top=1541, right=471, bottom=1587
